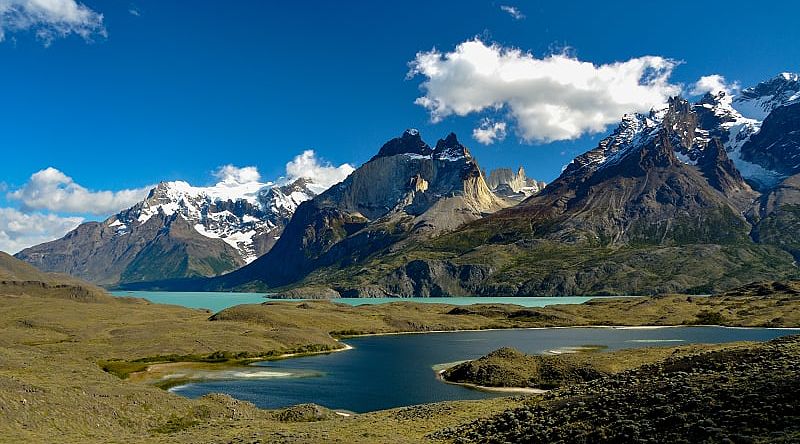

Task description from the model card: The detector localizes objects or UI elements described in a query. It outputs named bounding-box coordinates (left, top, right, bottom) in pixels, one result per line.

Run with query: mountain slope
left=15, top=176, right=324, bottom=286
left=206, top=130, right=513, bottom=293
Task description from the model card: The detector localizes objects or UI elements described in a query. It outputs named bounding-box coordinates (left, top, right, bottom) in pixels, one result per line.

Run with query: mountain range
left=15, top=175, right=323, bottom=286
left=15, top=133, right=540, bottom=288
left=15, top=72, right=800, bottom=296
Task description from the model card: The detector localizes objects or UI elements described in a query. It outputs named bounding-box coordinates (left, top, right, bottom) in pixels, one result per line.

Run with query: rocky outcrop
left=442, top=346, right=606, bottom=389
left=378, top=260, right=494, bottom=297
left=270, top=286, right=341, bottom=299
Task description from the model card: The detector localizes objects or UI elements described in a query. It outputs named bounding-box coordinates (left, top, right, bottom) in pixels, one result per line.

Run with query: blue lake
left=170, top=326, right=798, bottom=413
left=111, top=291, right=598, bottom=313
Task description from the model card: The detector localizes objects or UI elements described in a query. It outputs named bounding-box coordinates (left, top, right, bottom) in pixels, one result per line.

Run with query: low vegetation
left=0, top=277, right=798, bottom=442
left=441, top=343, right=740, bottom=390
left=439, top=336, right=800, bottom=443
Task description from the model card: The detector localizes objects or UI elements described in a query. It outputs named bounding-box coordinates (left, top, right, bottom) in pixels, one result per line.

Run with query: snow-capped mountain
left=16, top=175, right=329, bottom=286
left=734, top=72, right=800, bottom=120
left=113, top=177, right=318, bottom=263
left=563, top=73, right=800, bottom=191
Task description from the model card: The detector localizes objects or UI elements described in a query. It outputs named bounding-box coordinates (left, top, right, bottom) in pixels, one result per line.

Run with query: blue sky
left=1, top=0, right=799, bottom=252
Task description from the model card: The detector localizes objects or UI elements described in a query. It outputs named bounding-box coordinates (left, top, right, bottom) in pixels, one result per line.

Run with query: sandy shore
left=129, top=342, right=354, bottom=387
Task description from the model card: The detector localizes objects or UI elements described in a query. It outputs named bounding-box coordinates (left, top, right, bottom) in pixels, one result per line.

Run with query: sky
left=1, top=0, right=799, bottom=252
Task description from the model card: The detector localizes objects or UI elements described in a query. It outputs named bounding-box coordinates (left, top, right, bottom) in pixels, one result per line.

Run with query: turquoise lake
left=110, top=291, right=598, bottom=313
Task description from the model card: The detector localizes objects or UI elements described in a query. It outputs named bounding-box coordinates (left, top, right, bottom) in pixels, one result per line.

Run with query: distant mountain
left=485, top=167, right=546, bottom=201
left=15, top=176, right=324, bottom=286
left=200, top=130, right=513, bottom=294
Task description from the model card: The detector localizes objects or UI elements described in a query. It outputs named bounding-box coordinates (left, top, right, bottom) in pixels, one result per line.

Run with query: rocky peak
left=374, top=128, right=432, bottom=159
left=693, top=92, right=745, bottom=142
left=258, top=177, right=317, bottom=219
left=433, top=132, right=471, bottom=161
left=485, top=166, right=546, bottom=200
left=662, top=97, right=697, bottom=148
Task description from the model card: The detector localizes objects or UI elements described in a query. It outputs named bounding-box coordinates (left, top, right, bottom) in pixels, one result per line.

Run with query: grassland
left=0, top=281, right=798, bottom=442
left=440, top=343, right=745, bottom=390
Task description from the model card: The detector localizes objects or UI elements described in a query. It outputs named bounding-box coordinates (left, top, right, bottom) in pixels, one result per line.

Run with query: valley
left=1, top=256, right=798, bottom=442
left=4, top=4, right=800, bottom=442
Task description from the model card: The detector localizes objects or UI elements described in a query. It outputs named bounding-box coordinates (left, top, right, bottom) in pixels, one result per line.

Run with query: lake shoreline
left=135, top=324, right=800, bottom=389
left=129, top=342, right=355, bottom=388
left=434, top=367, right=548, bottom=395
left=338, top=324, right=800, bottom=339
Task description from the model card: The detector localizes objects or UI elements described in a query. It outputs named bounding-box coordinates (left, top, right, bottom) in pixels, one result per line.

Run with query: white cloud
left=500, top=5, right=524, bottom=20
left=0, top=207, right=82, bottom=254
left=284, top=150, right=355, bottom=190
left=7, top=167, right=151, bottom=215
left=213, top=165, right=262, bottom=185
left=690, top=74, right=738, bottom=96
left=409, top=39, right=681, bottom=143
left=0, top=0, right=105, bottom=45
left=473, top=119, right=507, bottom=144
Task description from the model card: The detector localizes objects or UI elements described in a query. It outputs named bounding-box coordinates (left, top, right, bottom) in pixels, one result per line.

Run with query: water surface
left=111, top=291, right=268, bottom=312
left=171, top=326, right=797, bottom=412
left=111, top=291, right=597, bottom=312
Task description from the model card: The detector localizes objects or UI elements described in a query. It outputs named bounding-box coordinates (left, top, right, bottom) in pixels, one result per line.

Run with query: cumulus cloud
left=690, top=74, right=738, bottom=96
left=7, top=167, right=151, bottom=215
left=285, top=150, right=355, bottom=190
left=213, top=165, right=262, bottom=185
left=0, top=0, right=106, bottom=45
left=0, top=207, right=82, bottom=253
left=473, top=119, right=507, bottom=144
left=500, top=5, right=524, bottom=20
left=408, top=39, right=681, bottom=143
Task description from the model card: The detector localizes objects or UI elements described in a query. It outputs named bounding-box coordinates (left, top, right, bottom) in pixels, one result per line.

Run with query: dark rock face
left=378, top=260, right=494, bottom=297
left=752, top=174, right=800, bottom=261
left=372, top=128, right=431, bottom=159
left=741, top=102, right=800, bottom=176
